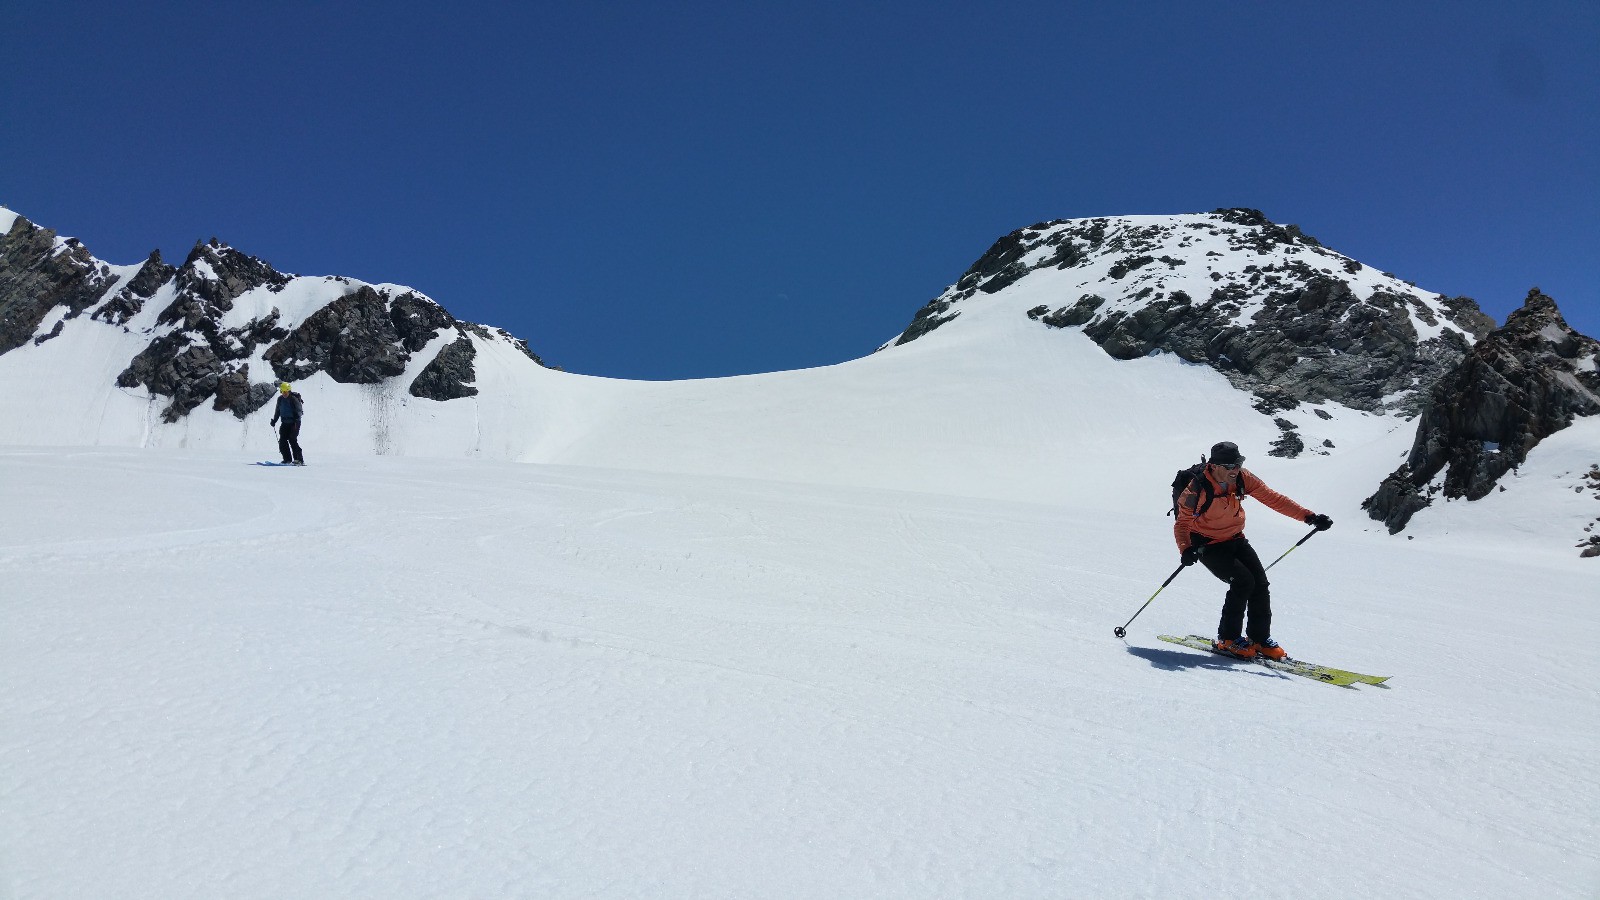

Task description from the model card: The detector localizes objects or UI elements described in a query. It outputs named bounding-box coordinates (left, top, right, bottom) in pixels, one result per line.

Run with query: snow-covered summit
left=888, top=209, right=1496, bottom=420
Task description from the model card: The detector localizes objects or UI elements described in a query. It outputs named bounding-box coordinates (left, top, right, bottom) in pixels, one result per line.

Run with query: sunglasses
left=1213, top=462, right=1241, bottom=471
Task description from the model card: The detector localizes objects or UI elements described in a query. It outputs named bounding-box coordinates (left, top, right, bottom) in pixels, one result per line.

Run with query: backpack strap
left=1169, top=458, right=1213, bottom=517
left=1193, top=470, right=1218, bottom=517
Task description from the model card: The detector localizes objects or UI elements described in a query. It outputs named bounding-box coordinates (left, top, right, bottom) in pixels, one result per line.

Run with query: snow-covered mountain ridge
left=0, top=207, right=543, bottom=427
left=2, top=205, right=1595, bottom=552
left=891, top=209, right=1496, bottom=423
left=4, top=209, right=1599, bottom=896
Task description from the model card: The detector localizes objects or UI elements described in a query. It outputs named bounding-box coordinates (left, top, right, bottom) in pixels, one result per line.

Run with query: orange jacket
left=1174, top=468, right=1311, bottom=551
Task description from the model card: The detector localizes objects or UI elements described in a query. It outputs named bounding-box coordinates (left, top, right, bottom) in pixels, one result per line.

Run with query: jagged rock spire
left=1363, top=288, right=1600, bottom=532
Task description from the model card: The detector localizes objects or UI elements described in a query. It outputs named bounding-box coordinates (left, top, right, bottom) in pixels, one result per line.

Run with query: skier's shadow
left=1124, top=644, right=1276, bottom=679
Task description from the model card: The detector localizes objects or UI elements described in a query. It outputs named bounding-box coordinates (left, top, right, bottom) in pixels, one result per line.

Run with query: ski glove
left=1180, top=545, right=1204, bottom=567
left=1305, top=513, right=1333, bottom=531
left=270, top=419, right=279, bottom=427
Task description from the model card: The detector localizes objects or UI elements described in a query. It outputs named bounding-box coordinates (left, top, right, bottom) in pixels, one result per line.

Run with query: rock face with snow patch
left=894, top=209, right=1496, bottom=424
left=91, top=251, right=177, bottom=326
left=115, top=239, right=298, bottom=421
left=1362, top=289, right=1600, bottom=534
left=0, top=211, right=547, bottom=424
left=0, top=217, right=127, bottom=353
left=266, top=285, right=435, bottom=384
left=409, top=333, right=481, bottom=400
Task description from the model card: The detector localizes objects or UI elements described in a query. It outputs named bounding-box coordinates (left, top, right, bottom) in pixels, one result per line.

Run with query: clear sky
left=3, top=1, right=1595, bottom=379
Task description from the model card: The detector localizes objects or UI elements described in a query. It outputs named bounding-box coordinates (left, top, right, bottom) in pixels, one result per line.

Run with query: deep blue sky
left=4, top=2, right=1596, bottom=379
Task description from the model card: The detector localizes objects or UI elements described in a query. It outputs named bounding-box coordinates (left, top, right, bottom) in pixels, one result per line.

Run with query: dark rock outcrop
left=0, top=215, right=123, bottom=354
left=961, top=226, right=1036, bottom=295
left=1579, top=466, right=1600, bottom=558
left=93, top=251, right=176, bottom=326
left=892, top=210, right=1498, bottom=417
left=264, top=286, right=414, bottom=384
left=390, top=291, right=457, bottom=352
left=158, top=240, right=291, bottom=330
left=1040, top=294, right=1105, bottom=329
left=113, top=250, right=475, bottom=419
left=1058, top=268, right=1490, bottom=415
left=117, top=332, right=227, bottom=422
left=409, top=334, right=479, bottom=400
left=897, top=220, right=1083, bottom=344
left=893, top=299, right=959, bottom=346
left=1362, top=289, right=1600, bottom=534
left=115, top=244, right=298, bottom=421
left=1268, top=418, right=1306, bottom=458
left=0, top=210, right=555, bottom=426
left=212, top=365, right=278, bottom=417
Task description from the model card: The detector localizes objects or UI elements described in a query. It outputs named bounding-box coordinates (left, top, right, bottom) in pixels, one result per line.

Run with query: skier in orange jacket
left=1174, top=441, right=1332, bottom=660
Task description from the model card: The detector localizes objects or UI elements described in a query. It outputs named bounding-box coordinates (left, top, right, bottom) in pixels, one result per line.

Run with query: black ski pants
left=278, top=421, right=304, bottom=464
left=1198, top=535, right=1271, bottom=643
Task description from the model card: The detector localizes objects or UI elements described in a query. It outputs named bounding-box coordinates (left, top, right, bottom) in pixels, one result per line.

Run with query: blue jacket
left=272, top=392, right=303, bottom=424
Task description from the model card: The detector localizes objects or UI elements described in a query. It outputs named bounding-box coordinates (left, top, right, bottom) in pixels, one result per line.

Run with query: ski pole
left=1264, top=527, right=1320, bottom=572
left=1113, top=564, right=1186, bottom=639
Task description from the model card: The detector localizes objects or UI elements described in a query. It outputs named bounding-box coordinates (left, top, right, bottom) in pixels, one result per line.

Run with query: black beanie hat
left=1208, top=441, right=1244, bottom=465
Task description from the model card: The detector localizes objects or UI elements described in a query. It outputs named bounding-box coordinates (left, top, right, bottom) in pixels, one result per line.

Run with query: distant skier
left=1173, top=441, right=1332, bottom=660
left=268, top=382, right=305, bottom=466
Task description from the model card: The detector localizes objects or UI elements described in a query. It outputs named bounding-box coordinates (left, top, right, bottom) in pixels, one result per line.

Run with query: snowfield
left=4, top=392, right=1599, bottom=897
left=1, top=448, right=1595, bottom=898
left=2, top=217, right=1598, bottom=896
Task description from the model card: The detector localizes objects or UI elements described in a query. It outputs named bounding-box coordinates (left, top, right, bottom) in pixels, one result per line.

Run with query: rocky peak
left=160, top=241, right=291, bottom=330
left=891, top=209, right=1497, bottom=430
left=1362, top=289, right=1600, bottom=537
left=92, top=250, right=176, bottom=326
left=0, top=214, right=124, bottom=353
left=108, top=239, right=305, bottom=421
left=120, top=276, right=494, bottom=421
left=0, top=207, right=551, bottom=429
left=1497, top=289, right=1590, bottom=358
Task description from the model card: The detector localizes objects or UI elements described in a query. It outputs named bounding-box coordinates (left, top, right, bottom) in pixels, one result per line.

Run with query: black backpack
left=1168, top=456, right=1244, bottom=517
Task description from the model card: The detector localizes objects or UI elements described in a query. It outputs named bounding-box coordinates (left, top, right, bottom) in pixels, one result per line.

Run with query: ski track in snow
left=1, top=448, right=1595, bottom=899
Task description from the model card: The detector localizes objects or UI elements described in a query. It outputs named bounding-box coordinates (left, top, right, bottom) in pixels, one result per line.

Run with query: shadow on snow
left=1123, top=644, right=1278, bottom=679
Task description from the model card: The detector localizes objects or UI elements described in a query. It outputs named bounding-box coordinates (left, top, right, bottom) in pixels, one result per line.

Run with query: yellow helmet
left=279, top=383, right=292, bottom=394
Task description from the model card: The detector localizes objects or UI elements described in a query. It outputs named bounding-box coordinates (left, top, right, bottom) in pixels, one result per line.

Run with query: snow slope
left=3, top=207, right=1597, bottom=896
left=1, top=446, right=1595, bottom=899
left=6, top=205, right=1555, bottom=535
left=0, top=207, right=1461, bottom=490
left=0, top=246, right=1418, bottom=520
